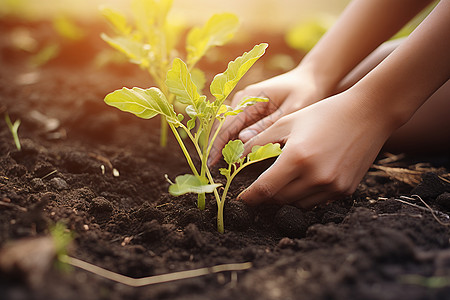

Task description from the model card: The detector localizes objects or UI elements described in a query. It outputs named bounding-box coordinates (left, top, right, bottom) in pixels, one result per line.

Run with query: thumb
left=239, top=109, right=284, bottom=143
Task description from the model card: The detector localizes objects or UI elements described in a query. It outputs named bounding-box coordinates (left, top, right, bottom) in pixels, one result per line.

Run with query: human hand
left=208, top=68, right=327, bottom=165
left=237, top=90, right=396, bottom=208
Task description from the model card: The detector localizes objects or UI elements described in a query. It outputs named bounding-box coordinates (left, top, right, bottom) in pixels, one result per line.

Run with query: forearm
left=351, top=0, right=450, bottom=130
left=297, top=0, right=434, bottom=97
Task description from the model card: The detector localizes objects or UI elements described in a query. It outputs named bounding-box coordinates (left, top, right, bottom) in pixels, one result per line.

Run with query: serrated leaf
left=104, top=87, right=178, bottom=124
left=247, top=143, right=282, bottom=162
left=101, top=34, right=149, bottom=66
left=186, top=13, right=239, bottom=66
left=190, top=68, right=206, bottom=93
left=169, top=174, right=221, bottom=196
left=166, top=58, right=201, bottom=106
left=131, top=0, right=173, bottom=40
left=222, top=97, right=269, bottom=117
left=219, top=168, right=230, bottom=177
left=222, top=140, right=245, bottom=165
left=100, top=6, right=131, bottom=36
left=187, top=118, right=196, bottom=130
left=216, top=104, right=230, bottom=116
left=210, top=43, right=268, bottom=102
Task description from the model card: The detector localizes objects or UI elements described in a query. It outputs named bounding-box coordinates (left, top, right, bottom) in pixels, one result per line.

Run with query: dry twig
left=59, top=255, right=252, bottom=287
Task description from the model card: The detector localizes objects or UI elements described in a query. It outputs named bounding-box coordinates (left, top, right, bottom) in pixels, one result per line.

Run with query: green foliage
left=50, top=223, right=73, bottom=271
left=168, top=174, right=221, bottom=196
left=210, top=43, right=267, bottom=102
left=285, top=16, right=333, bottom=52
left=5, top=113, right=21, bottom=151
left=101, top=0, right=239, bottom=146
left=104, top=87, right=181, bottom=124
left=105, top=43, right=281, bottom=233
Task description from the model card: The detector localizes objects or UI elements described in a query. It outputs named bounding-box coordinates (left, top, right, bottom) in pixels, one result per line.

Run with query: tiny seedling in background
left=5, top=113, right=21, bottom=151
left=100, top=0, right=239, bottom=147
left=50, top=223, right=74, bottom=272
left=105, top=43, right=282, bottom=233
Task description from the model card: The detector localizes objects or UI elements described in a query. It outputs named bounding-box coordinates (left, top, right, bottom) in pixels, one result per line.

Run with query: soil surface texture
left=0, top=19, right=449, bottom=300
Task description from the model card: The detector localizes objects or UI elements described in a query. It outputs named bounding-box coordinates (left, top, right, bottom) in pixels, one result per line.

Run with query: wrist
left=294, top=57, right=341, bottom=100
left=348, top=83, right=413, bottom=133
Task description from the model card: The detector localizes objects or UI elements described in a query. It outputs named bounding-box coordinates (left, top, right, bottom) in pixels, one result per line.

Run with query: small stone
left=436, top=192, right=450, bottom=211
left=30, top=178, right=45, bottom=191
left=277, top=237, right=296, bottom=249
left=89, top=197, right=114, bottom=223
left=49, top=177, right=68, bottom=190
left=411, top=172, right=450, bottom=200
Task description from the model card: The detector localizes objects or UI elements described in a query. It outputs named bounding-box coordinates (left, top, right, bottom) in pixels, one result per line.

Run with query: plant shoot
left=101, top=0, right=239, bottom=147
left=105, top=43, right=281, bottom=233
left=5, top=113, right=21, bottom=151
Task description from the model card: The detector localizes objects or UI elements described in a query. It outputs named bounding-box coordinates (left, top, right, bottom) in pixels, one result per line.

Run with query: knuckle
left=286, top=146, right=313, bottom=167
left=326, top=176, right=353, bottom=196
left=250, top=182, right=276, bottom=200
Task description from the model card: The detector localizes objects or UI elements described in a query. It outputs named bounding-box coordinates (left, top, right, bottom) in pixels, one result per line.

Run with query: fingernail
left=236, top=189, right=247, bottom=201
left=239, top=129, right=257, bottom=142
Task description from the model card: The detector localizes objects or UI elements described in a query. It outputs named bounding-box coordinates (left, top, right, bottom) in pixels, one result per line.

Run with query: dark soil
left=1, top=18, right=450, bottom=300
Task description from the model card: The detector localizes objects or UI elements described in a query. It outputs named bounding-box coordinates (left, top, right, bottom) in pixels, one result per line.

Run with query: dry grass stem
left=60, top=255, right=252, bottom=287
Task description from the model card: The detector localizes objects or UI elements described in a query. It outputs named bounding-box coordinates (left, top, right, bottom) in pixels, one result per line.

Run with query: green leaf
left=53, top=16, right=84, bottom=41
left=104, top=87, right=178, bottom=124
left=187, top=118, right=196, bottom=131
left=169, top=174, right=221, bottom=196
left=219, top=168, right=230, bottom=177
left=101, top=34, right=149, bottom=67
left=166, top=58, right=201, bottom=106
left=5, top=113, right=21, bottom=151
left=222, top=140, right=245, bottom=165
left=186, top=13, right=239, bottom=66
left=222, top=97, right=268, bottom=117
left=210, top=43, right=268, bottom=102
left=190, top=68, right=206, bottom=93
left=100, top=6, right=131, bottom=36
left=247, top=143, right=282, bottom=162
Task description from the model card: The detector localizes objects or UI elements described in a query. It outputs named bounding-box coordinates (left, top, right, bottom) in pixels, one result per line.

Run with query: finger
left=237, top=146, right=299, bottom=205
left=208, top=101, right=271, bottom=166
left=239, top=109, right=284, bottom=142
left=241, top=117, right=291, bottom=158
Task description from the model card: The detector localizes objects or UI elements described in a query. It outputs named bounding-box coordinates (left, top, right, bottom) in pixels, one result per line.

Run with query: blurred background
left=0, top=0, right=350, bottom=30
left=0, top=0, right=436, bottom=71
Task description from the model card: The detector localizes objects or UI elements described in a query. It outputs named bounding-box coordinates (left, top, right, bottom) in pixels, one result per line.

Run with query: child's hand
left=208, top=68, right=327, bottom=165
left=237, top=90, right=395, bottom=208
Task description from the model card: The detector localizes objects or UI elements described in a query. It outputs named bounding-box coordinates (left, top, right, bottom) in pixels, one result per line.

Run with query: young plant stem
left=5, top=113, right=21, bottom=151
left=217, top=175, right=232, bottom=234
left=216, top=161, right=257, bottom=233
left=158, top=85, right=175, bottom=147
left=197, top=121, right=211, bottom=210
left=160, top=117, right=168, bottom=147
left=169, top=123, right=199, bottom=177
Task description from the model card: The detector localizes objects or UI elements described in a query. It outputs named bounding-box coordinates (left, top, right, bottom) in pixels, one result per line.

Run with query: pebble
left=30, top=178, right=45, bottom=190
left=49, top=177, right=69, bottom=190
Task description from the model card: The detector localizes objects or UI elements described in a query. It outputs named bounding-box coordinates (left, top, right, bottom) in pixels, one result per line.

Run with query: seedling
left=5, top=113, right=21, bottom=151
left=100, top=0, right=239, bottom=147
left=104, top=43, right=282, bottom=233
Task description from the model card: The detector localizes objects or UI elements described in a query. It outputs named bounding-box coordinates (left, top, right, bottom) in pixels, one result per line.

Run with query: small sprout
left=105, top=43, right=281, bottom=233
left=101, top=0, right=239, bottom=147
left=100, top=165, right=106, bottom=175
left=5, top=113, right=21, bottom=151
left=113, top=168, right=120, bottom=177
left=50, top=223, right=73, bottom=271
